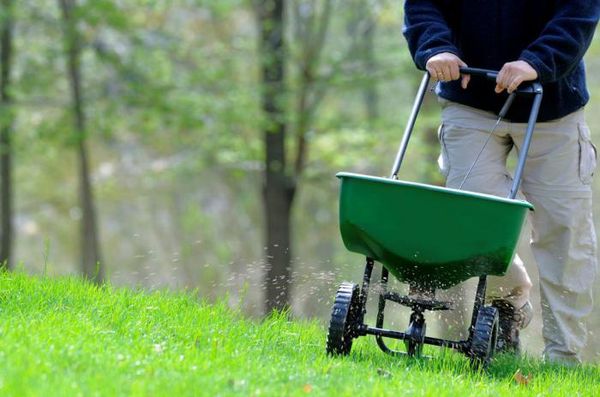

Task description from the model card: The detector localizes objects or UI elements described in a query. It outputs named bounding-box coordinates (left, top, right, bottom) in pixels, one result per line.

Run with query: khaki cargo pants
left=437, top=100, right=598, bottom=363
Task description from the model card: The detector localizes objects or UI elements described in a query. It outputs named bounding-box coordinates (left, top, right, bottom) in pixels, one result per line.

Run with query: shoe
left=491, top=300, right=533, bottom=354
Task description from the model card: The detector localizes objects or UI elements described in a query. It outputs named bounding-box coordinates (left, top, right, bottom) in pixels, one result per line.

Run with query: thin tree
left=256, top=0, right=292, bottom=312
left=291, top=0, right=333, bottom=178
left=58, top=0, right=104, bottom=283
left=257, top=0, right=355, bottom=313
left=0, top=0, right=14, bottom=269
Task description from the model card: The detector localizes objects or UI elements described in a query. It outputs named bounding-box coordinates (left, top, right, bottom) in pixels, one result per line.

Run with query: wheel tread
left=469, top=306, right=499, bottom=368
left=326, top=282, right=360, bottom=356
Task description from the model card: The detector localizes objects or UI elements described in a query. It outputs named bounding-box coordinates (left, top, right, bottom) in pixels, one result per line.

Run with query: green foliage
left=0, top=273, right=598, bottom=396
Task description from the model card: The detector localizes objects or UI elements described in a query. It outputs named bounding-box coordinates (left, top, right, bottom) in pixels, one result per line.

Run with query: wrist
left=518, top=53, right=545, bottom=82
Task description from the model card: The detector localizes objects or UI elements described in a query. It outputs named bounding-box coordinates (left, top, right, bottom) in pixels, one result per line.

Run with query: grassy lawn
left=0, top=273, right=597, bottom=396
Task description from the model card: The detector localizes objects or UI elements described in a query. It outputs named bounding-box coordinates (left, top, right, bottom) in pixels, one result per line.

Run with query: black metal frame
left=350, top=68, right=544, bottom=357
left=354, top=257, right=470, bottom=355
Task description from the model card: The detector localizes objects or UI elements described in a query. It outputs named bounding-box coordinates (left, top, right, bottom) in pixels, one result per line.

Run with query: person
left=403, top=1, right=599, bottom=364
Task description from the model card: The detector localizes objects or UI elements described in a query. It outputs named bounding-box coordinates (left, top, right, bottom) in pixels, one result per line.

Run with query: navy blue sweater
left=403, top=0, right=600, bottom=122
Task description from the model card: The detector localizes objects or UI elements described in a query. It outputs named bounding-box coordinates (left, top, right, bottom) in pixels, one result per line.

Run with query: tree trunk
left=257, top=0, right=295, bottom=313
left=0, top=0, right=14, bottom=269
left=59, top=0, right=104, bottom=283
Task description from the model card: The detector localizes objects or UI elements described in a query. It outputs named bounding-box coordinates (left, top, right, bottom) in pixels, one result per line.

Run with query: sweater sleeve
left=519, top=0, right=600, bottom=83
left=403, top=0, right=460, bottom=70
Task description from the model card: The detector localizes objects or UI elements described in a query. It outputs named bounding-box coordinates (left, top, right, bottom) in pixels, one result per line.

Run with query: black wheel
left=469, top=306, right=499, bottom=368
left=326, top=282, right=361, bottom=356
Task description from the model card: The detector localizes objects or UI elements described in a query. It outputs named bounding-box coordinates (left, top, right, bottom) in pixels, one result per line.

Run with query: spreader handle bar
left=509, top=89, right=543, bottom=198
left=459, top=67, right=498, bottom=80
left=390, top=72, right=430, bottom=179
left=391, top=70, right=543, bottom=201
left=460, top=67, right=542, bottom=96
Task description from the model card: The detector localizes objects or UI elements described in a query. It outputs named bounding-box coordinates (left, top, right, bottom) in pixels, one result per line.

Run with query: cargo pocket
left=437, top=123, right=450, bottom=178
left=578, top=123, right=598, bottom=185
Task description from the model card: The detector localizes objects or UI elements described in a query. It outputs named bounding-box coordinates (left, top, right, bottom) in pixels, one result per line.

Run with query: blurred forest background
left=1, top=1, right=599, bottom=361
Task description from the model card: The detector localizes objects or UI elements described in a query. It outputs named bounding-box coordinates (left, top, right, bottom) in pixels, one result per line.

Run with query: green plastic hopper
left=337, top=172, right=533, bottom=289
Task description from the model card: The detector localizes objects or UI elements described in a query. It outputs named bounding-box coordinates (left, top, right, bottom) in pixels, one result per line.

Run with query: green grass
left=0, top=273, right=598, bottom=396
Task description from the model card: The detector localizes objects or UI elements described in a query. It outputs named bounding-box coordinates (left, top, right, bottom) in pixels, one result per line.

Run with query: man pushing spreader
left=404, top=0, right=599, bottom=364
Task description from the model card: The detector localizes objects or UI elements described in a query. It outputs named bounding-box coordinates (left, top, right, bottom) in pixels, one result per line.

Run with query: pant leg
left=436, top=102, right=533, bottom=336
left=510, top=109, right=598, bottom=363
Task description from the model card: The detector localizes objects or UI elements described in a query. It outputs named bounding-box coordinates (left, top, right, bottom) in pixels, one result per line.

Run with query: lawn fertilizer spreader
left=326, top=67, right=543, bottom=367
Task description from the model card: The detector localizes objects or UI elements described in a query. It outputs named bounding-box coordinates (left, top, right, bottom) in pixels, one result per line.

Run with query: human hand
left=495, top=61, right=538, bottom=94
left=426, top=52, right=470, bottom=89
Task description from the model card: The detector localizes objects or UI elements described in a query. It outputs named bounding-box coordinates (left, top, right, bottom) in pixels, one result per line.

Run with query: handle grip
left=459, top=67, right=498, bottom=80
left=458, top=67, right=543, bottom=96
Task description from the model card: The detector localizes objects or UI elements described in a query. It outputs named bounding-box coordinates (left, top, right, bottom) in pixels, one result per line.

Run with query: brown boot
left=492, top=300, right=533, bottom=354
